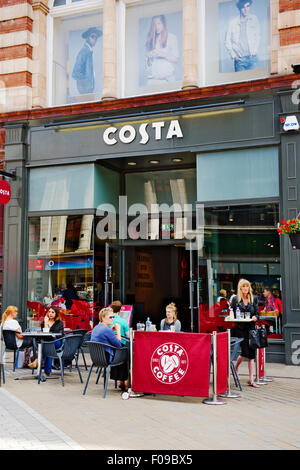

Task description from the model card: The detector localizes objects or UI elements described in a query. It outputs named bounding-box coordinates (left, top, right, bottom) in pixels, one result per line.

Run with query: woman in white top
left=1, top=305, right=34, bottom=350
left=145, top=15, right=179, bottom=85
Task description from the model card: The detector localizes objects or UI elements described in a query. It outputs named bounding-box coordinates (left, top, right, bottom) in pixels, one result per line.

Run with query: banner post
left=259, top=348, right=273, bottom=383
left=203, top=332, right=227, bottom=405
left=219, top=330, right=240, bottom=399
left=122, top=328, right=143, bottom=400
left=255, top=348, right=268, bottom=385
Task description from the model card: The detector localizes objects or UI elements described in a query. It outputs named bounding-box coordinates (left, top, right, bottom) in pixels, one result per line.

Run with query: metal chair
left=69, top=329, right=89, bottom=370
left=1, top=330, right=36, bottom=372
left=83, top=341, right=128, bottom=398
left=230, top=337, right=244, bottom=391
left=38, top=334, right=83, bottom=386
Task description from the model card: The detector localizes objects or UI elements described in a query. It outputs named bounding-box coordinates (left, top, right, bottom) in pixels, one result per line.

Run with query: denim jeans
left=234, top=55, right=257, bottom=72
left=43, top=340, right=62, bottom=374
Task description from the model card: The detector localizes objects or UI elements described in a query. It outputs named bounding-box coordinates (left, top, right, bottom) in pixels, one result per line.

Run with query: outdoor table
left=224, top=317, right=253, bottom=322
left=15, top=331, right=63, bottom=381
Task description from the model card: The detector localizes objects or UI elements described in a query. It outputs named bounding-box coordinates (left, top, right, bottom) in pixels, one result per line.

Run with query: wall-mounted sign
left=0, top=180, right=11, bottom=205
left=282, top=115, right=300, bottom=131
left=103, top=119, right=183, bottom=146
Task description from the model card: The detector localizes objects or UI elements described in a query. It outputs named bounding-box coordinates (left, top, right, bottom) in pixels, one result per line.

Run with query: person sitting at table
left=260, top=287, right=279, bottom=334
left=110, top=300, right=130, bottom=389
left=91, top=307, right=128, bottom=387
left=1, top=305, right=37, bottom=367
left=110, top=300, right=129, bottom=344
left=37, top=306, right=64, bottom=375
left=231, top=279, right=259, bottom=388
left=160, top=302, right=181, bottom=331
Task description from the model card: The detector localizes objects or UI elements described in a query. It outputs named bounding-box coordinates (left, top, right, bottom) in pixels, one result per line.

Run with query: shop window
left=125, top=0, right=183, bottom=97
left=27, top=215, right=94, bottom=328
left=198, top=203, right=283, bottom=339
left=126, top=168, right=196, bottom=210
left=28, top=164, right=95, bottom=212
left=197, top=147, right=279, bottom=203
left=51, top=6, right=103, bottom=105
left=201, top=0, right=270, bottom=86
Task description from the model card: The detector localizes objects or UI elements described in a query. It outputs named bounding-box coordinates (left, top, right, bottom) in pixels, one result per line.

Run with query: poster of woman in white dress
left=139, top=12, right=182, bottom=88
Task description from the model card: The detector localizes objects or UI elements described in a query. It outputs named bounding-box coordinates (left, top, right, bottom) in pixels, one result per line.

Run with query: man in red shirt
left=261, top=288, right=281, bottom=333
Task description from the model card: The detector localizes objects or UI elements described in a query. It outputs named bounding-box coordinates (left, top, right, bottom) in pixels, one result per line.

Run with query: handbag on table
left=249, top=323, right=268, bottom=349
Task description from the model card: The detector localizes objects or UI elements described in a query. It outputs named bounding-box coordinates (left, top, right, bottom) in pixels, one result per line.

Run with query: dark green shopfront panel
left=29, top=101, right=276, bottom=163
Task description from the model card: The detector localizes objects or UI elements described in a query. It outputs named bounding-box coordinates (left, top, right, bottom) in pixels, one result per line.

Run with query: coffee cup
left=170, top=325, right=175, bottom=332
left=43, top=328, right=50, bottom=333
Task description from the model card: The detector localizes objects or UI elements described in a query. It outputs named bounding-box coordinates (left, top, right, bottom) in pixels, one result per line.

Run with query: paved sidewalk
left=0, top=388, right=82, bottom=450
left=1, top=357, right=300, bottom=450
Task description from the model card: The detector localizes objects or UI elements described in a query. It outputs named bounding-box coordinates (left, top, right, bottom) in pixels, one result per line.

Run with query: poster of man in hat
left=71, top=26, right=102, bottom=95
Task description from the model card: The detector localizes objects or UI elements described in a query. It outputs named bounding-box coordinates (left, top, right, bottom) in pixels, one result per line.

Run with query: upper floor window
left=50, top=0, right=103, bottom=106
left=202, top=0, right=270, bottom=86
left=124, top=0, right=183, bottom=97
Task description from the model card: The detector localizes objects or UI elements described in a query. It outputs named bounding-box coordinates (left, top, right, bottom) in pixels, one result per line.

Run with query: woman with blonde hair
left=231, top=279, right=259, bottom=387
left=1, top=305, right=36, bottom=365
left=160, top=302, right=181, bottom=332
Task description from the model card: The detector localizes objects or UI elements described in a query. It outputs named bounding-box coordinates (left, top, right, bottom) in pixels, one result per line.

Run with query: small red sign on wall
left=34, top=259, right=44, bottom=270
left=0, top=180, right=11, bottom=205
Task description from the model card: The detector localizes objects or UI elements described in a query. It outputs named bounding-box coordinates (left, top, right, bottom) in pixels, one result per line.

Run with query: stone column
left=31, top=1, right=49, bottom=108
left=182, top=0, right=198, bottom=90
left=102, top=0, right=118, bottom=100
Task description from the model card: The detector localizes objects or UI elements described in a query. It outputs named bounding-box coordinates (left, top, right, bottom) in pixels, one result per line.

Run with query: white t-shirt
left=2, top=319, right=23, bottom=348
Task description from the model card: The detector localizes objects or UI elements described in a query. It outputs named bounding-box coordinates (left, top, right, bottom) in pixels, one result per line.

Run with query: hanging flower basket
left=277, top=218, right=300, bottom=249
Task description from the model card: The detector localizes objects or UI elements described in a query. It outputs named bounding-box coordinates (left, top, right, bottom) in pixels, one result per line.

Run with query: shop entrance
left=103, top=241, right=199, bottom=332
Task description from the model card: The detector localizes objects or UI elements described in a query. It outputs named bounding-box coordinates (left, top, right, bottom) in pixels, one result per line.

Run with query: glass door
left=104, top=242, right=125, bottom=306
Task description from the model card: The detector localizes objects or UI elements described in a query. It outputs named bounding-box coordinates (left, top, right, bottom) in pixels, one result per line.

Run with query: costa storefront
left=2, top=84, right=300, bottom=365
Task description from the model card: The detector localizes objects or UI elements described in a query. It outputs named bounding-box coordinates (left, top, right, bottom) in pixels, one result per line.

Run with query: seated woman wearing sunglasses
left=91, top=307, right=122, bottom=362
left=91, top=307, right=128, bottom=388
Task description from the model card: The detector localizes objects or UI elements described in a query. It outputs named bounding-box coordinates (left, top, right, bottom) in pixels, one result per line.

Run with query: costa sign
left=103, top=119, right=183, bottom=146
left=0, top=180, right=11, bottom=205
left=150, top=342, right=189, bottom=385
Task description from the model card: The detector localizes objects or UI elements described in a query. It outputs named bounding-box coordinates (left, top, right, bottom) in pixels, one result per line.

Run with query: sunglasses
left=108, top=315, right=114, bottom=319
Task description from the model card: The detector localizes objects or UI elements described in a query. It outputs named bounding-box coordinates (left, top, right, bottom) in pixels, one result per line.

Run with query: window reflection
left=27, top=216, right=94, bottom=328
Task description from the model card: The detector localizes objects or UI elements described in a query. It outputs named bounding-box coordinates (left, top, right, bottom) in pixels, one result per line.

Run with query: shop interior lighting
left=172, top=158, right=183, bottom=163
left=228, top=211, right=234, bottom=222
left=149, top=160, right=160, bottom=164
left=127, top=162, right=137, bottom=166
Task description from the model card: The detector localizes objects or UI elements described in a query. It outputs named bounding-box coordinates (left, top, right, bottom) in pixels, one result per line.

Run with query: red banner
left=132, top=331, right=211, bottom=397
left=259, top=348, right=265, bottom=378
left=216, top=332, right=228, bottom=395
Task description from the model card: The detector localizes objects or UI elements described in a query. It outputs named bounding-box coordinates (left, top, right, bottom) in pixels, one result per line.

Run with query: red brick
left=280, top=26, right=300, bottom=45
left=0, top=0, right=31, bottom=6
left=0, top=17, right=33, bottom=34
left=0, top=44, right=32, bottom=61
left=0, top=71, right=32, bottom=87
left=280, top=0, right=300, bottom=12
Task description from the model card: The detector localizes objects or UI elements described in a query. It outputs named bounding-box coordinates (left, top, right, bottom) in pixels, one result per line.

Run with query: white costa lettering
left=102, top=120, right=183, bottom=146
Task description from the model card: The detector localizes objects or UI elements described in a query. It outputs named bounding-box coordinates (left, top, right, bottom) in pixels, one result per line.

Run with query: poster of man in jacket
left=71, top=27, right=102, bottom=96
left=219, top=0, right=269, bottom=74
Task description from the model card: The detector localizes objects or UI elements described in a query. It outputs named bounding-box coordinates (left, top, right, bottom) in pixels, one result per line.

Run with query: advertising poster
left=138, top=10, right=182, bottom=89
left=69, top=26, right=102, bottom=97
left=219, top=0, right=269, bottom=74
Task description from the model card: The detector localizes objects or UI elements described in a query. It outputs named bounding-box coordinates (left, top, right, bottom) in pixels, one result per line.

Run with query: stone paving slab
left=0, top=388, right=83, bottom=450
